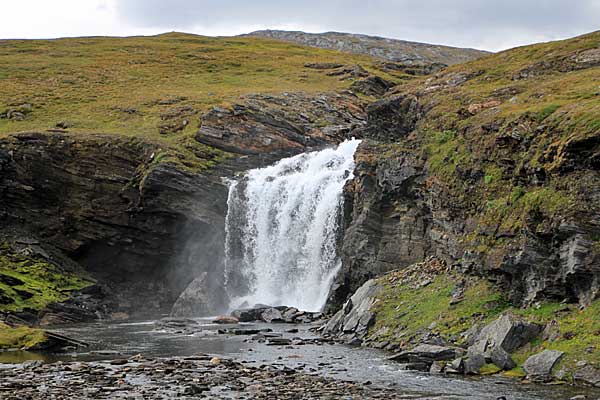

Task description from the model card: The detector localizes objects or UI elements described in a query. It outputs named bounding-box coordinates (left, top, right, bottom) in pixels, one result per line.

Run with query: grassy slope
left=385, top=30, right=600, bottom=257
left=0, top=32, right=401, bottom=140
left=370, top=263, right=600, bottom=380
left=0, top=32, right=408, bottom=172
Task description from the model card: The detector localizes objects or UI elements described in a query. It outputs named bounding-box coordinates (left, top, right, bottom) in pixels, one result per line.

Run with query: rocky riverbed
left=0, top=355, right=397, bottom=399
left=1, top=319, right=599, bottom=399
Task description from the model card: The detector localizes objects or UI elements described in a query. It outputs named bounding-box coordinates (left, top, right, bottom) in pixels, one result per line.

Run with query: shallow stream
left=1, top=319, right=598, bottom=400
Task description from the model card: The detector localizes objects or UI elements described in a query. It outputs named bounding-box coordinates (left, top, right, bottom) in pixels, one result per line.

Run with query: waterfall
left=224, top=139, right=361, bottom=312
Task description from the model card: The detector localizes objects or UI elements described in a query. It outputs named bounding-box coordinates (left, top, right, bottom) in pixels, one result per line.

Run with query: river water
left=1, top=319, right=597, bottom=400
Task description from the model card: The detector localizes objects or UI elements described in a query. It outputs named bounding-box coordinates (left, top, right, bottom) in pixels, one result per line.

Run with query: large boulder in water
left=170, top=273, right=228, bottom=318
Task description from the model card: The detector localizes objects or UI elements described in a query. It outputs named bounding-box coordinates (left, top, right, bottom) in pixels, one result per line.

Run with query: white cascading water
left=224, top=139, right=361, bottom=312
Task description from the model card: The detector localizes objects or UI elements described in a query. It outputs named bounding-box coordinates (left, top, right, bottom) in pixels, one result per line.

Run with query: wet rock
left=231, top=307, right=267, bottom=322
left=429, top=361, right=445, bottom=374
left=170, top=272, right=227, bottom=318
left=260, top=307, right=284, bottom=323
left=463, top=353, right=486, bottom=375
left=523, top=350, right=564, bottom=382
left=389, top=344, right=465, bottom=365
left=212, top=315, right=239, bottom=324
left=445, top=358, right=464, bottom=374
left=266, top=338, right=292, bottom=346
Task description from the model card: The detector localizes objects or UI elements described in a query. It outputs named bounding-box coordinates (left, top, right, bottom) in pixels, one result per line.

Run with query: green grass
left=369, top=269, right=506, bottom=345
left=0, top=32, right=404, bottom=141
left=0, top=244, right=93, bottom=313
left=370, top=266, right=600, bottom=379
left=0, top=322, right=46, bottom=350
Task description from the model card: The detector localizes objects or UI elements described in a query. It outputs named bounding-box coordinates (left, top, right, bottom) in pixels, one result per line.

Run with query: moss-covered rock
left=0, top=322, right=46, bottom=350
left=0, top=243, right=92, bottom=313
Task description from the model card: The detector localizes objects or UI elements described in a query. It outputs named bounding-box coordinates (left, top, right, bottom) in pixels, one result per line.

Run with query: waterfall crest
left=224, top=139, right=360, bottom=312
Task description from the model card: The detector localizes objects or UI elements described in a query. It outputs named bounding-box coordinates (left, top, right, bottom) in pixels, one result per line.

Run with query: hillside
left=325, top=30, right=600, bottom=383
left=245, top=30, right=489, bottom=66
left=0, top=32, right=407, bottom=140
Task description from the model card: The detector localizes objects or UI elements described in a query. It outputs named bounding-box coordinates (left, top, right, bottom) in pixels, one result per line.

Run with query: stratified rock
left=469, top=313, right=542, bottom=354
left=350, top=76, right=395, bottom=97
left=574, top=364, right=600, bottom=387
left=170, top=273, right=226, bottom=318
left=389, top=344, right=465, bottom=364
left=195, top=92, right=366, bottom=166
left=523, top=350, right=564, bottom=382
left=323, top=279, right=382, bottom=340
left=360, top=94, right=422, bottom=142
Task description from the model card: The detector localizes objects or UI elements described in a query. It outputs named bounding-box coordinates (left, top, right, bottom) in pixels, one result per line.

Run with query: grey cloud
left=115, top=0, right=600, bottom=50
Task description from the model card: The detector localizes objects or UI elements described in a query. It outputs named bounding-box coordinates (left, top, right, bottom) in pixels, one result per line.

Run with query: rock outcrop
left=195, top=92, right=367, bottom=167
left=245, top=30, right=489, bottom=66
left=0, top=132, right=228, bottom=317
left=170, top=273, right=228, bottom=317
left=329, top=32, right=600, bottom=310
left=323, top=279, right=382, bottom=344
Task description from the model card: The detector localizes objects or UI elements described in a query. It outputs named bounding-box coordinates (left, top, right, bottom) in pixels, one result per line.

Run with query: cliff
left=325, top=30, right=600, bottom=385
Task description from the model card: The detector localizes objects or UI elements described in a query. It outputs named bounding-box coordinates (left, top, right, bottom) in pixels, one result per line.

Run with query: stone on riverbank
left=523, top=350, right=564, bottom=382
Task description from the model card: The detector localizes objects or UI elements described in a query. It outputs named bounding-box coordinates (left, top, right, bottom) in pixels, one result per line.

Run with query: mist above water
left=224, top=139, right=361, bottom=312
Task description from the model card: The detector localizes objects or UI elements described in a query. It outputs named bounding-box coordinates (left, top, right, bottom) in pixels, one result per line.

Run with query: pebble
left=0, top=356, right=402, bottom=399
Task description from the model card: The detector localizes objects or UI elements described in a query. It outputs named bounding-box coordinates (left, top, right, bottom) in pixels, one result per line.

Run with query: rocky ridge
left=245, top=30, right=489, bottom=67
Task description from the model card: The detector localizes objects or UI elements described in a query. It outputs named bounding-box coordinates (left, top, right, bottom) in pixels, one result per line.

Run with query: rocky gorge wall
left=0, top=90, right=369, bottom=322
left=329, top=33, right=600, bottom=311
left=0, top=132, right=229, bottom=319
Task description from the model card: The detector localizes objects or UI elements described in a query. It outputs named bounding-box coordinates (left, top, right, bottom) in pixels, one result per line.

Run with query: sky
left=1, top=0, right=599, bottom=52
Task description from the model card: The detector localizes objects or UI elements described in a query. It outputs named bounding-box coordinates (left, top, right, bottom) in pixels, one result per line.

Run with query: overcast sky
left=1, top=0, right=599, bottom=51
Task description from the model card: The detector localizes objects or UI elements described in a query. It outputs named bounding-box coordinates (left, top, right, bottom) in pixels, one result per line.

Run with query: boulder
left=523, top=350, right=564, bottom=382
left=573, top=364, right=600, bottom=387
left=212, top=315, right=239, bottom=324
left=389, top=344, right=465, bottom=364
left=469, top=313, right=542, bottom=354
left=170, top=273, right=225, bottom=318
left=463, top=353, right=486, bottom=375
left=323, top=279, right=382, bottom=340
left=489, top=347, right=516, bottom=371
left=260, top=307, right=284, bottom=323
left=230, top=307, right=267, bottom=322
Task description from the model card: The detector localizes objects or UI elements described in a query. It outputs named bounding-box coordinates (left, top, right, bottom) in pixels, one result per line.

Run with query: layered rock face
left=0, top=132, right=228, bottom=316
left=0, top=90, right=369, bottom=319
left=196, top=92, right=367, bottom=166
